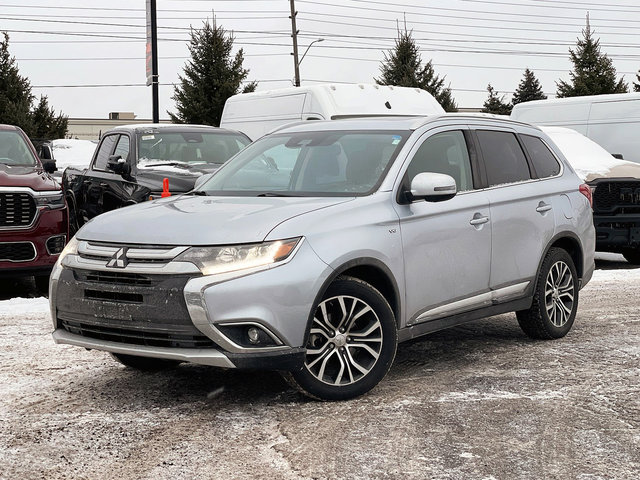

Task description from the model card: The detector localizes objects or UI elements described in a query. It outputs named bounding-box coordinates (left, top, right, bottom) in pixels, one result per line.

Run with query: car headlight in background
left=57, top=236, right=78, bottom=265
left=34, top=191, right=65, bottom=209
left=176, top=237, right=301, bottom=276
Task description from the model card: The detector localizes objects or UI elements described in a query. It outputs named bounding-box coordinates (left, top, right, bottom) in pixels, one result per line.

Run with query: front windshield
left=198, top=130, right=409, bottom=196
left=137, top=131, right=250, bottom=167
left=0, top=130, right=37, bottom=167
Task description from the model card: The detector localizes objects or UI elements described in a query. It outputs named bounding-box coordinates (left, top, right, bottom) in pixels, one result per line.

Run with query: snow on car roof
left=541, top=126, right=640, bottom=181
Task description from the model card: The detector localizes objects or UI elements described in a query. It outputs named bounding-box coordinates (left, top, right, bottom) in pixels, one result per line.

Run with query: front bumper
left=0, top=206, right=67, bottom=277
left=50, top=240, right=331, bottom=371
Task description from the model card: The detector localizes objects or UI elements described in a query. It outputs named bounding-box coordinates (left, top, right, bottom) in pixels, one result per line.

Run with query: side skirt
left=397, top=296, right=533, bottom=343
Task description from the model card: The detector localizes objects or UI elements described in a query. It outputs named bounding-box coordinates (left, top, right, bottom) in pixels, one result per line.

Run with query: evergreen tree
left=556, top=18, right=628, bottom=97
left=512, top=68, right=547, bottom=106
left=31, top=95, right=68, bottom=140
left=170, top=20, right=257, bottom=126
left=0, top=32, right=33, bottom=133
left=376, top=28, right=457, bottom=112
left=634, top=71, right=639, bottom=92
left=482, top=84, right=512, bottom=115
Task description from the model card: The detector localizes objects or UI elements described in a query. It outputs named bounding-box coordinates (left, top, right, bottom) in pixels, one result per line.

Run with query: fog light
left=46, top=235, right=67, bottom=255
left=247, top=327, right=260, bottom=344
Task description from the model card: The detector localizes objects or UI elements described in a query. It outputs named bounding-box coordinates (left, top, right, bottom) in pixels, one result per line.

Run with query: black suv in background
left=62, top=124, right=250, bottom=233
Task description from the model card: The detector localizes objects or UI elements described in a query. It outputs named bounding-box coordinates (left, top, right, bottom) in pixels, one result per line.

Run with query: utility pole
left=289, top=0, right=301, bottom=87
left=146, top=0, right=159, bottom=122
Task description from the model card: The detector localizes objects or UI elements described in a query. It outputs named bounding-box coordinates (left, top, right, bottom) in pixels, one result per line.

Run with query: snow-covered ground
left=51, top=138, right=97, bottom=171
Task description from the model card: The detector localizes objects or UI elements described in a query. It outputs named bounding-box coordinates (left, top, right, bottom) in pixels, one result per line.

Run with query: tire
left=34, top=275, right=50, bottom=297
left=284, top=276, right=397, bottom=401
left=110, top=353, right=181, bottom=371
left=516, top=247, right=579, bottom=339
left=622, top=247, right=640, bottom=265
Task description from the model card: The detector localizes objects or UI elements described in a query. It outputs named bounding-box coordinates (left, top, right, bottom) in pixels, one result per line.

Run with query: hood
left=585, top=163, right=640, bottom=182
left=77, top=195, right=353, bottom=245
left=0, top=164, right=60, bottom=191
left=136, top=162, right=221, bottom=192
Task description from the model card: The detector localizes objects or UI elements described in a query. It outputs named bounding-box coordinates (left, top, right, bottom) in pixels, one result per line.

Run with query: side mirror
left=611, top=153, right=624, bottom=160
left=408, top=172, right=457, bottom=202
left=39, top=144, right=54, bottom=160
left=107, top=154, right=130, bottom=176
left=193, top=172, right=214, bottom=190
left=41, top=159, right=57, bottom=174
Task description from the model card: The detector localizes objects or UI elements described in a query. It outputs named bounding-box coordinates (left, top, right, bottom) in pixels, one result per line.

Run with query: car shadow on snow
left=57, top=314, right=536, bottom=409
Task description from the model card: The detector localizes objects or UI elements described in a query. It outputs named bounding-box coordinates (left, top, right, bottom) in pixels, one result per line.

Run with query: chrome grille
left=0, top=193, right=36, bottom=227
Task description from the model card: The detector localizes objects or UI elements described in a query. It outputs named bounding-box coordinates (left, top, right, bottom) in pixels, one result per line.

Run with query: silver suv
left=50, top=115, right=595, bottom=400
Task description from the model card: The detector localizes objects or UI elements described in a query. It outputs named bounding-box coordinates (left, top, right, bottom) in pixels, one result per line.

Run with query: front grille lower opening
left=60, top=320, right=216, bottom=349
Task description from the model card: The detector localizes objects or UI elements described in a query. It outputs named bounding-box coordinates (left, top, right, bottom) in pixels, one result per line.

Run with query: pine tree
left=0, top=32, right=34, bottom=133
left=31, top=95, right=68, bottom=140
left=634, top=71, right=639, bottom=92
left=169, top=20, right=257, bottom=126
left=376, top=27, right=458, bottom=112
left=556, top=18, right=628, bottom=97
left=482, top=84, right=512, bottom=115
left=512, top=68, right=547, bottom=106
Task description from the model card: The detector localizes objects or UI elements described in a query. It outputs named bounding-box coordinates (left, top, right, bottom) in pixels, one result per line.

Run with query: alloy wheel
left=544, top=260, right=575, bottom=327
left=305, top=295, right=383, bottom=386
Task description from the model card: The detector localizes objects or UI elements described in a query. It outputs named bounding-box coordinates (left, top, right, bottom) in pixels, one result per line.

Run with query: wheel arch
left=304, top=257, right=402, bottom=342
left=541, top=232, right=584, bottom=280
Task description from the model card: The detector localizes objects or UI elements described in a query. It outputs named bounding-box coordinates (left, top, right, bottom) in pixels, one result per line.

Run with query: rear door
left=473, top=128, right=557, bottom=296
left=393, top=127, right=493, bottom=325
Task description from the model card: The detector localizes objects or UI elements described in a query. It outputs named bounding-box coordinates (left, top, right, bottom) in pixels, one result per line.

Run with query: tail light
left=579, top=183, right=593, bottom=208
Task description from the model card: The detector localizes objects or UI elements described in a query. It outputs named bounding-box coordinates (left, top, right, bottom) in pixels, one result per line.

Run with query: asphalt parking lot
left=1, top=254, right=639, bottom=479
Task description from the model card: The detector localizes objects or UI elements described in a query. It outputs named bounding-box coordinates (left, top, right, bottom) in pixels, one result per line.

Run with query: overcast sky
left=3, top=0, right=640, bottom=119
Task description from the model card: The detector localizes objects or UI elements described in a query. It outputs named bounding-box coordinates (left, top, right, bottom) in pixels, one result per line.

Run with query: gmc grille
left=0, top=193, right=37, bottom=227
left=593, top=181, right=640, bottom=214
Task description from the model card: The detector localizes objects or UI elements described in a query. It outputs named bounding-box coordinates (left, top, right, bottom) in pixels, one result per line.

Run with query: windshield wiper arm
left=256, top=192, right=298, bottom=197
left=186, top=190, right=208, bottom=196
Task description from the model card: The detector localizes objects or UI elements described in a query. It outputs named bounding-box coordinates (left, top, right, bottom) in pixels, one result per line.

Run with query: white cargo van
left=220, top=83, right=445, bottom=140
left=511, top=92, right=640, bottom=163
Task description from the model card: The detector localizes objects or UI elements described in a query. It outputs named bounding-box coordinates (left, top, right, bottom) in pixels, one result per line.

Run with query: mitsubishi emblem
left=106, top=247, right=129, bottom=268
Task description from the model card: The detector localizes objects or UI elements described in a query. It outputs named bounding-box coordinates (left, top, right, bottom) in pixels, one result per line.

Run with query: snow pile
left=0, top=296, right=50, bottom=317
left=52, top=138, right=97, bottom=171
left=541, top=126, right=640, bottom=181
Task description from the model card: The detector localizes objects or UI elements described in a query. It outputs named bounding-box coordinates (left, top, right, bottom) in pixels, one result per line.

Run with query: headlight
left=176, top=237, right=301, bottom=276
left=34, top=191, right=65, bottom=209
left=57, top=236, right=78, bottom=265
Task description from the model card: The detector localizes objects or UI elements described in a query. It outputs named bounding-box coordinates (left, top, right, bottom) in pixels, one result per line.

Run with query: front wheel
left=285, top=276, right=397, bottom=401
left=517, top=247, right=579, bottom=339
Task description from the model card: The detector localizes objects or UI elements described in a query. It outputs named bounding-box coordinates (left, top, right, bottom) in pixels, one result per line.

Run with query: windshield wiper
left=186, top=190, right=208, bottom=196
left=256, top=192, right=298, bottom=197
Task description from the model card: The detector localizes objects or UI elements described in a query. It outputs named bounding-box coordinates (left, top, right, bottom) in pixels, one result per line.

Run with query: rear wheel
left=285, top=277, right=397, bottom=401
left=517, top=247, right=579, bottom=339
left=111, top=353, right=181, bottom=371
left=622, top=247, right=640, bottom=265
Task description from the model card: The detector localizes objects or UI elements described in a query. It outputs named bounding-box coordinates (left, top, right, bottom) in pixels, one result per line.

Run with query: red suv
left=0, top=125, right=68, bottom=291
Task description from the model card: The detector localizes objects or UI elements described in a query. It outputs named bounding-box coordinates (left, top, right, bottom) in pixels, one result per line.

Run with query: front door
left=393, top=128, right=492, bottom=325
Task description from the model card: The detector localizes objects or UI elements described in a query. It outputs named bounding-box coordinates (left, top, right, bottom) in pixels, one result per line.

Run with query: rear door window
left=476, top=130, right=531, bottom=186
left=92, top=135, right=118, bottom=171
left=520, top=134, right=561, bottom=178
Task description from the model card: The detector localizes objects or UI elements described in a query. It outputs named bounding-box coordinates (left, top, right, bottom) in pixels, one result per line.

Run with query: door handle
left=99, top=182, right=108, bottom=188
left=469, top=214, right=489, bottom=226
left=536, top=202, right=552, bottom=213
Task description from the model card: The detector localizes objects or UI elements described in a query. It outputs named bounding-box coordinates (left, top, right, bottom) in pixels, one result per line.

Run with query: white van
left=511, top=92, right=640, bottom=163
left=220, top=83, right=445, bottom=140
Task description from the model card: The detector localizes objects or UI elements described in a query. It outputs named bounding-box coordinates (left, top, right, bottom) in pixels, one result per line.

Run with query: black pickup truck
left=63, top=124, right=250, bottom=233
left=591, top=176, right=640, bottom=264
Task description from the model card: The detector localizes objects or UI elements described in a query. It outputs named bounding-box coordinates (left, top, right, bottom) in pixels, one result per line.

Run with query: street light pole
left=299, top=38, right=324, bottom=67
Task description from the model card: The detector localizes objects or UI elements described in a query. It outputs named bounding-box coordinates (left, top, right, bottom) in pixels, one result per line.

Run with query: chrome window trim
left=0, top=241, right=37, bottom=263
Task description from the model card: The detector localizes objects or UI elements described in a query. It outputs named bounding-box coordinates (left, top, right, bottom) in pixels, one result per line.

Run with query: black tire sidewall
left=290, top=277, right=397, bottom=401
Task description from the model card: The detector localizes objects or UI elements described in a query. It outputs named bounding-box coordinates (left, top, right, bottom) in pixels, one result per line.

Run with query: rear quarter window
left=476, top=130, right=531, bottom=186
left=520, top=134, right=561, bottom=178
